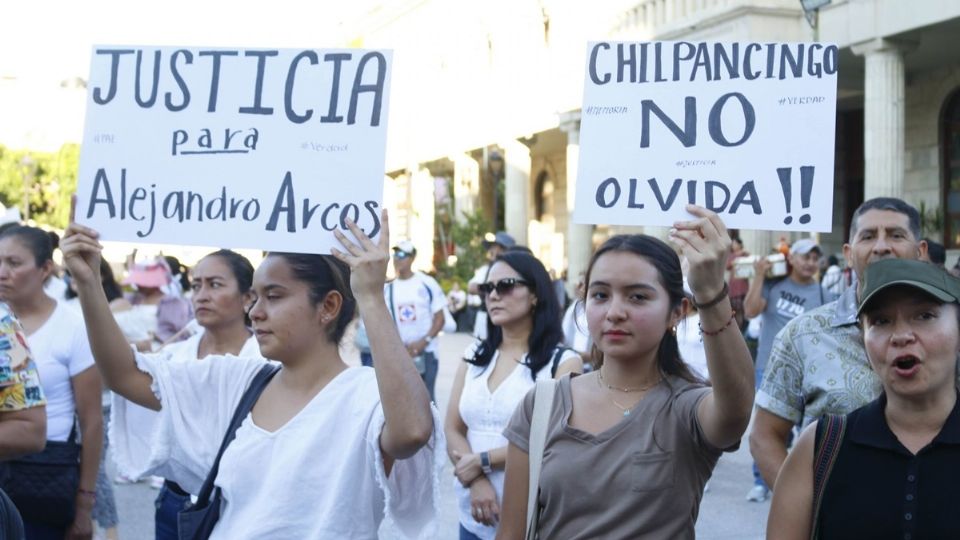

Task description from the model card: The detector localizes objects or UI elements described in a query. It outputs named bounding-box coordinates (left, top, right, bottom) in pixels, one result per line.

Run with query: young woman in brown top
left=497, top=206, right=755, bottom=539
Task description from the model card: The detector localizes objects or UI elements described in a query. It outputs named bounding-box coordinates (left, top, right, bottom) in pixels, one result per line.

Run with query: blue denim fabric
left=753, top=365, right=769, bottom=489
left=459, top=523, right=484, bottom=540
left=155, top=482, right=192, bottom=540
left=421, top=351, right=439, bottom=402
left=363, top=350, right=436, bottom=401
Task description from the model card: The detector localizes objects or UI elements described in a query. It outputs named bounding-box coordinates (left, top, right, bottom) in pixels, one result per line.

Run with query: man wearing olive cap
left=750, top=197, right=932, bottom=491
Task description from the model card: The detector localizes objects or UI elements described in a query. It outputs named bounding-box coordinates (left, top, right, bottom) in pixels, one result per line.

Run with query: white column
left=409, top=166, right=436, bottom=271
left=852, top=38, right=914, bottom=200
left=743, top=230, right=773, bottom=259
left=452, top=153, right=480, bottom=222
left=560, top=111, right=594, bottom=296
left=501, top=138, right=531, bottom=246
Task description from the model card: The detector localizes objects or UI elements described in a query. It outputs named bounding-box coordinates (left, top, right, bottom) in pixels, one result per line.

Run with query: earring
left=670, top=326, right=677, bottom=336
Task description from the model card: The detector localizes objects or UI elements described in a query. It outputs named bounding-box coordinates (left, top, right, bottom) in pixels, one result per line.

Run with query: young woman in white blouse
left=107, top=249, right=261, bottom=540
left=62, top=212, right=441, bottom=539
left=445, top=250, right=582, bottom=540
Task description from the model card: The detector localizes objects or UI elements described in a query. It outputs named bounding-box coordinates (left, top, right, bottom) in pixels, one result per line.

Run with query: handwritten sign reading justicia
left=77, top=46, right=392, bottom=253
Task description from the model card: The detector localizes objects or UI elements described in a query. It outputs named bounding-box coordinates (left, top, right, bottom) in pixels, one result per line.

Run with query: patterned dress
left=0, top=302, right=45, bottom=412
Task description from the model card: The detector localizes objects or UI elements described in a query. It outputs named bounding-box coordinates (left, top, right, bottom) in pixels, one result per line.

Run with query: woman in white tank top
left=445, top=251, right=582, bottom=540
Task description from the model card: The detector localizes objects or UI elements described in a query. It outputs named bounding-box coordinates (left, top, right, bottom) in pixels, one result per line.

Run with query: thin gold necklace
left=605, top=394, right=634, bottom=416
left=598, top=368, right=661, bottom=393
left=597, top=369, right=661, bottom=417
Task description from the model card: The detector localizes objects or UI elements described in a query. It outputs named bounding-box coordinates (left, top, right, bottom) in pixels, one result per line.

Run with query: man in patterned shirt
left=749, top=198, right=928, bottom=489
left=0, top=302, right=47, bottom=538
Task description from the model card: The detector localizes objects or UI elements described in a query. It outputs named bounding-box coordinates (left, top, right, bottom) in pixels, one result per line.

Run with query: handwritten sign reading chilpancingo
left=77, top=46, right=392, bottom=253
left=573, top=41, right=838, bottom=232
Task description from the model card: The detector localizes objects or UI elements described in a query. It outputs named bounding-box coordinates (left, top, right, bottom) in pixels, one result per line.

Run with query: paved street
left=109, top=331, right=767, bottom=539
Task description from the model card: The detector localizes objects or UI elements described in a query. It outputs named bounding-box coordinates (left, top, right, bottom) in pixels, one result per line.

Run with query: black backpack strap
left=549, top=347, right=571, bottom=378
left=193, top=363, right=280, bottom=507
left=810, top=414, right=847, bottom=540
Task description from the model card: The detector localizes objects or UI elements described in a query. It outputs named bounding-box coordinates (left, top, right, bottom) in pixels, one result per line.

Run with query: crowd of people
left=0, top=196, right=958, bottom=539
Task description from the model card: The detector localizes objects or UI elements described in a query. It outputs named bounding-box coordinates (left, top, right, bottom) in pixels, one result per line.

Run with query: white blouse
left=109, top=331, right=261, bottom=478
left=113, top=350, right=443, bottom=539
left=455, top=342, right=579, bottom=539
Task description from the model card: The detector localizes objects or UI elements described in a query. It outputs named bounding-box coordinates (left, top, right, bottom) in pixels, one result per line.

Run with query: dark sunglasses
left=478, top=278, right=530, bottom=296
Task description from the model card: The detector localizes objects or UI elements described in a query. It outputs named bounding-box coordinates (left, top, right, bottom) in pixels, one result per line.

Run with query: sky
left=1, top=0, right=379, bottom=83
left=0, top=0, right=386, bottom=150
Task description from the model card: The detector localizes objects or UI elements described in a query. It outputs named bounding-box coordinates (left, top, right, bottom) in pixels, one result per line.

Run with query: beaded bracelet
left=699, top=311, right=737, bottom=337
left=692, top=283, right=729, bottom=310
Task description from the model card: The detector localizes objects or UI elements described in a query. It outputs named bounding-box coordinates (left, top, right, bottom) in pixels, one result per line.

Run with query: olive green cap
left=857, top=258, right=960, bottom=317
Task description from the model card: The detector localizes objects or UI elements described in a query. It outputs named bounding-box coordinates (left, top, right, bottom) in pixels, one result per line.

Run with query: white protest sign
left=573, top=41, right=838, bottom=231
left=76, top=46, right=391, bottom=254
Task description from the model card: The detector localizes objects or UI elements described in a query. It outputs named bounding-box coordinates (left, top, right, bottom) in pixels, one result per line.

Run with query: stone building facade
left=347, top=0, right=960, bottom=279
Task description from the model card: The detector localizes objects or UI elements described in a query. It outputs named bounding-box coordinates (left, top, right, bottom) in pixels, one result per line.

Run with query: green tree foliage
left=0, top=144, right=79, bottom=229
left=437, top=208, right=490, bottom=289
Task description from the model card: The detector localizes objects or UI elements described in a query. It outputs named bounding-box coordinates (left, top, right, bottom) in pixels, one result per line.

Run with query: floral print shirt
left=0, top=302, right=45, bottom=412
left=756, top=286, right=880, bottom=428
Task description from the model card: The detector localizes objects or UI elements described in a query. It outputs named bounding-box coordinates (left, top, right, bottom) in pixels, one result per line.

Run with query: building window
left=942, top=89, right=960, bottom=248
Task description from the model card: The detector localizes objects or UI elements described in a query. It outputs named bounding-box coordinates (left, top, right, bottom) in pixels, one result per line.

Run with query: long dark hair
left=164, top=255, right=191, bottom=293
left=466, top=251, right=564, bottom=380
left=203, top=250, right=254, bottom=294
left=266, top=253, right=355, bottom=344
left=65, top=260, right=123, bottom=303
left=583, top=234, right=705, bottom=385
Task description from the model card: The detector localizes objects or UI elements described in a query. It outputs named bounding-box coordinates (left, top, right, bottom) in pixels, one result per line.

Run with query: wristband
left=699, top=311, right=737, bottom=337
left=480, top=451, right=493, bottom=474
left=77, top=488, right=96, bottom=501
left=692, top=283, right=729, bottom=310
left=424, top=335, right=434, bottom=344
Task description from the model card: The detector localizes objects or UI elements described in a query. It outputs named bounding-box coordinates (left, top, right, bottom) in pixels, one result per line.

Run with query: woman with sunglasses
left=60, top=212, right=441, bottom=539
left=108, top=249, right=261, bottom=540
left=446, top=250, right=582, bottom=540
left=495, top=206, right=754, bottom=539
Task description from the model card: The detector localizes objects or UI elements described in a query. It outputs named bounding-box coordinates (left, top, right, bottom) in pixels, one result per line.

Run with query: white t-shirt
left=110, top=330, right=262, bottom=479
left=677, top=314, right=709, bottom=380
left=456, top=342, right=579, bottom=539
left=113, top=304, right=158, bottom=342
left=43, top=275, right=68, bottom=302
left=126, top=353, right=442, bottom=539
left=561, top=302, right=591, bottom=353
left=384, top=273, right=445, bottom=354
left=27, top=301, right=96, bottom=441
left=469, top=265, right=490, bottom=338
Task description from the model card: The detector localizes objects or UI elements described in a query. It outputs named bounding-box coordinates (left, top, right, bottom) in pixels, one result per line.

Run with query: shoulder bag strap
left=193, top=363, right=280, bottom=506
left=810, top=414, right=847, bottom=540
left=525, top=379, right=556, bottom=540
left=549, top=347, right=569, bottom=378
left=418, top=275, right=434, bottom=305
left=68, top=416, right=79, bottom=445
